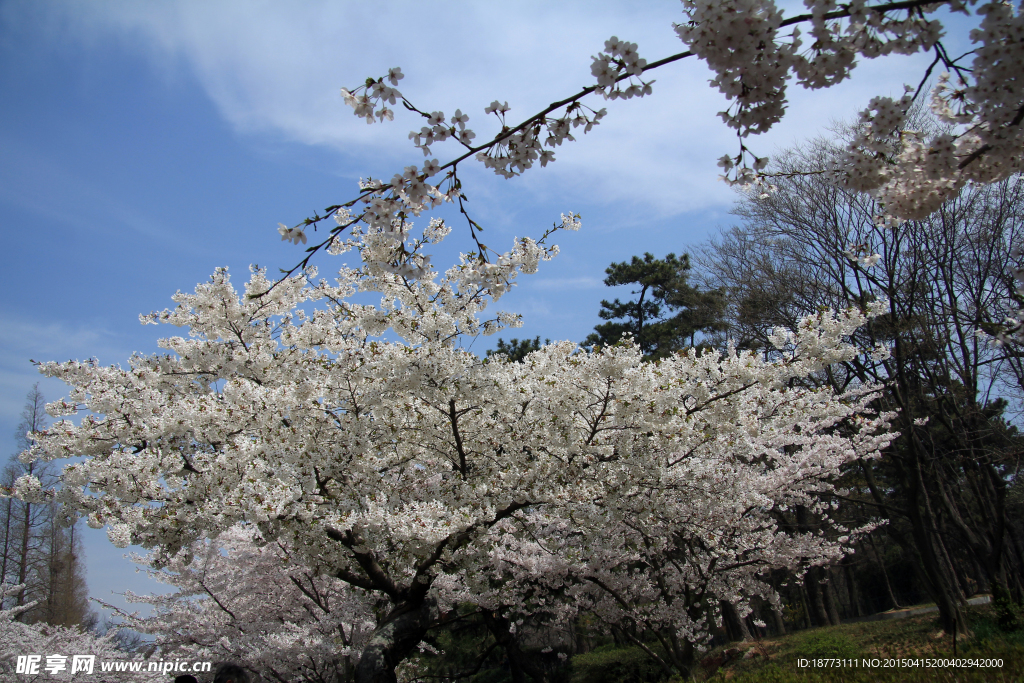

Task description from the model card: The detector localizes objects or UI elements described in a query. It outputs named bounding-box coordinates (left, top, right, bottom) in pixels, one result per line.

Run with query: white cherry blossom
left=28, top=216, right=892, bottom=677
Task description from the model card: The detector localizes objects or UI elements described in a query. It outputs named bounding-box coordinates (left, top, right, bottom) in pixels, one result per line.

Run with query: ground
left=691, top=602, right=1024, bottom=682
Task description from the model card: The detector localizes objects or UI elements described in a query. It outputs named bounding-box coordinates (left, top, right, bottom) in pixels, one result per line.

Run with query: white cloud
left=0, top=133, right=189, bottom=246
left=28, top=1, right=682, bottom=151
left=8, top=0, right=962, bottom=216
left=0, top=317, right=132, bottom=365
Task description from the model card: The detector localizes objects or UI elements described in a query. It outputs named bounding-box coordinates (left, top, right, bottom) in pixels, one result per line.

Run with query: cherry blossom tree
left=568, top=378, right=892, bottom=677
left=462, top=319, right=893, bottom=678
left=21, top=205, right=895, bottom=680
left=111, top=525, right=376, bottom=683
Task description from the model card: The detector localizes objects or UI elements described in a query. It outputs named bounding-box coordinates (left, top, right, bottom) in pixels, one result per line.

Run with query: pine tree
left=486, top=336, right=551, bottom=363
left=583, top=252, right=726, bottom=359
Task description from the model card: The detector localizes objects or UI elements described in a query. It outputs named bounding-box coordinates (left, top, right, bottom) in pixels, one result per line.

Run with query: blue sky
left=0, top=0, right=969, bottom=620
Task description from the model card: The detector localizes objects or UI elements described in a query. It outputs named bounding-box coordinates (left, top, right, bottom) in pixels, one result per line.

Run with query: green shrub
left=994, top=594, right=1024, bottom=633
left=467, top=668, right=512, bottom=683
left=973, top=613, right=1024, bottom=647
left=795, top=631, right=862, bottom=660
left=570, top=644, right=666, bottom=683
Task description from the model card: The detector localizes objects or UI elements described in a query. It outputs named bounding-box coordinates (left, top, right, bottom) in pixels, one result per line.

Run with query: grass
left=690, top=603, right=1024, bottom=682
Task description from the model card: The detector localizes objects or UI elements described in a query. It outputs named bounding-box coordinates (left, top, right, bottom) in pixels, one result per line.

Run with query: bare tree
left=1, top=385, right=94, bottom=627
left=697, top=136, right=1024, bottom=634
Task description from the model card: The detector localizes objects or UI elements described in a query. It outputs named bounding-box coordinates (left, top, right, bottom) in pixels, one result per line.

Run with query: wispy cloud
left=6, top=0, right=946, bottom=216
left=0, top=317, right=133, bottom=365
left=0, top=133, right=189, bottom=246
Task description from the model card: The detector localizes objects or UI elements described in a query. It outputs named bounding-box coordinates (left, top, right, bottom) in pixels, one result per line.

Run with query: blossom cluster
left=337, top=47, right=614, bottom=184
left=408, top=108, right=475, bottom=156
left=677, top=0, right=944, bottom=184
left=675, top=0, right=796, bottom=140
left=830, top=2, right=1022, bottom=221
left=326, top=1, right=1016, bottom=250
left=0, top=584, right=149, bottom=683
left=590, top=35, right=655, bottom=100
left=114, top=527, right=375, bottom=682
left=340, top=67, right=404, bottom=124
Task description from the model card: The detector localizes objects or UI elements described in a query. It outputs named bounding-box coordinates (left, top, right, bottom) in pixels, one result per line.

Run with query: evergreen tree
left=583, top=252, right=726, bottom=360
left=486, top=336, right=550, bottom=363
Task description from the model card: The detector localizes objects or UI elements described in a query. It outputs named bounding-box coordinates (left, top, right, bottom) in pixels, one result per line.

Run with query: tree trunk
left=662, top=628, right=698, bottom=680
left=867, top=533, right=901, bottom=609
left=15, top=499, right=31, bottom=617
left=794, top=505, right=835, bottom=627
left=1007, top=523, right=1024, bottom=595
left=822, top=571, right=841, bottom=625
left=803, top=567, right=833, bottom=627
left=1, top=495, right=12, bottom=589
left=354, top=596, right=439, bottom=683
left=721, top=601, right=751, bottom=642
left=842, top=555, right=864, bottom=618
left=904, top=461, right=968, bottom=634
left=991, top=561, right=1023, bottom=631
left=799, top=582, right=814, bottom=629
left=770, top=605, right=786, bottom=636
left=482, top=611, right=548, bottom=683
